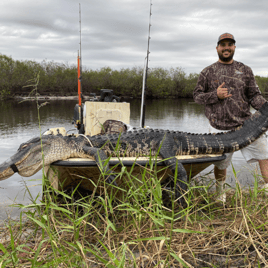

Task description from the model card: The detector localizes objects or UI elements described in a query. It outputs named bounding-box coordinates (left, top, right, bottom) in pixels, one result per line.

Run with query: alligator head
left=0, top=137, right=55, bottom=181
left=0, top=134, right=114, bottom=185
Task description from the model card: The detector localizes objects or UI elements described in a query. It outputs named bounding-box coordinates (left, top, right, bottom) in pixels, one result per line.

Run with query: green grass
left=1, top=162, right=268, bottom=267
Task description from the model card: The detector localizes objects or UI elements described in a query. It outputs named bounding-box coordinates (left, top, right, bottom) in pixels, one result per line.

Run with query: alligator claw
left=162, top=178, right=187, bottom=207
left=105, top=174, right=118, bottom=187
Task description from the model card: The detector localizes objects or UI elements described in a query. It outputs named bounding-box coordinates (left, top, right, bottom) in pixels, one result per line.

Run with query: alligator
left=1, top=101, right=268, bottom=202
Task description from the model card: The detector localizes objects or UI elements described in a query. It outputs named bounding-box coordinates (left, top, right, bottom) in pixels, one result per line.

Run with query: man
left=193, top=33, right=268, bottom=202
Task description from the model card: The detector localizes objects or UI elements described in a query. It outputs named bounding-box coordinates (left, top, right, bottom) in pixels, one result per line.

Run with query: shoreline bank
left=13, top=95, right=91, bottom=101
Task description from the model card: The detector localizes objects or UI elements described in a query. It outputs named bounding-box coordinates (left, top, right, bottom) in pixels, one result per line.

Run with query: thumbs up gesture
left=217, top=82, right=232, bottom=99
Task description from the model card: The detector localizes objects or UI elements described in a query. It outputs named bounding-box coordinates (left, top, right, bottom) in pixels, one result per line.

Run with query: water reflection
left=130, top=98, right=210, bottom=132
left=0, top=99, right=209, bottom=136
left=0, top=100, right=78, bottom=136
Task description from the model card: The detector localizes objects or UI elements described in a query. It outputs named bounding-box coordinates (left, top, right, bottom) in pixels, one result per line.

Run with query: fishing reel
left=73, top=103, right=85, bottom=134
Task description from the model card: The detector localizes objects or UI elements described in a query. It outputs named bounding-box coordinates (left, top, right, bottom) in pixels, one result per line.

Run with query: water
left=0, top=98, right=261, bottom=220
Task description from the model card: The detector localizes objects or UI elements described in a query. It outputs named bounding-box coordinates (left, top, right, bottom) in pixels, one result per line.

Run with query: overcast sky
left=1, top=0, right=268, bottom=76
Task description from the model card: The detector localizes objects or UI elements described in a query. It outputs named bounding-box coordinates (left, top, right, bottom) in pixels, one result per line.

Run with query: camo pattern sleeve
left=193, top=61, right=267, bottom=130
left=246, top=67, right=267, bottom=110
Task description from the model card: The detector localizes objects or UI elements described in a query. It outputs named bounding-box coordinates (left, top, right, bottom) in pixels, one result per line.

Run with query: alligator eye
left=18, top=143, right=29, bottom=151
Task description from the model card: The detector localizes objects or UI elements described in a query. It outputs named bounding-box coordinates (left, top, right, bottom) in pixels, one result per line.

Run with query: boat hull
left=45, top=154, right=225, bottom=196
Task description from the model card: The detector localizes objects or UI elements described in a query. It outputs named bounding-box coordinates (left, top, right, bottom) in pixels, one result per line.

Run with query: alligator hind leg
left=82, top=145, right=117, bottom=186
left=162, top=157, right=188, bottom=205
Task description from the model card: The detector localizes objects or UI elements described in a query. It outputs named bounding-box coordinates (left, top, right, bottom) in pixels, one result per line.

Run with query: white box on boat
left=83, top=101, right=130, bottom=136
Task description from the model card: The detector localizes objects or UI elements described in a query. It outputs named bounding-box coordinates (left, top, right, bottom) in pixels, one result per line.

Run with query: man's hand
left=217, top=82, right=232, bottom=99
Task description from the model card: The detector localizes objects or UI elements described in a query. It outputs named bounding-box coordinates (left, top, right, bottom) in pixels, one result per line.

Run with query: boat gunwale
left=51, top=154, right=226, bottom=167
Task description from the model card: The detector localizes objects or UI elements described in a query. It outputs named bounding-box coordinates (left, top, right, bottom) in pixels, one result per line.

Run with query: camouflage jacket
left=193, top=61, right=267, bottom=130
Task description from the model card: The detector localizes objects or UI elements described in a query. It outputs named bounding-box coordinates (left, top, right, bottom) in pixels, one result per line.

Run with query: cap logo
left=219, top=33, right=234, bottom=40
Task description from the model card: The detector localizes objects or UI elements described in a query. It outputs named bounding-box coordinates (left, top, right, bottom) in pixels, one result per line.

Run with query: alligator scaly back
left=85, top=102, right=268, bottom=156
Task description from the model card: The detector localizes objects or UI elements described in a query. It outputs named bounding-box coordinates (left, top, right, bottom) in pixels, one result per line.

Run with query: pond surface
left=0, top=98, right=262, bottom=220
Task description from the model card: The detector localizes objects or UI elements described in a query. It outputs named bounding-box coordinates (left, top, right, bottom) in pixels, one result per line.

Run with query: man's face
left=216, top=40, right=236, bottom=63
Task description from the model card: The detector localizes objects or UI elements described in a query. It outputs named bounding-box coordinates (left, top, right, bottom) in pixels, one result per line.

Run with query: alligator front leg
left=82, top=145, right=117, bottom=186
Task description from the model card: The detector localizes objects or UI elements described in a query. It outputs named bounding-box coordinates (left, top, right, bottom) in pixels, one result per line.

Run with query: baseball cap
left=217, top=33, right=236, bottom=45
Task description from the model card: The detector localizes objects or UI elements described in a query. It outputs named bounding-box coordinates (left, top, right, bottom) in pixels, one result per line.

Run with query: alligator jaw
left=0, top=157, right=43, bottom=181
left=0, top=159, right=16, bottom=181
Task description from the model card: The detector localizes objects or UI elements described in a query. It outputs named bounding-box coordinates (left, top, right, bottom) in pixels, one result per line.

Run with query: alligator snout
left=0, top=158, right=16, bottom=181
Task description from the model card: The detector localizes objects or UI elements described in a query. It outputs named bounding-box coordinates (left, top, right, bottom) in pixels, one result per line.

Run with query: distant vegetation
left=0, top=54, right=268, bottom=100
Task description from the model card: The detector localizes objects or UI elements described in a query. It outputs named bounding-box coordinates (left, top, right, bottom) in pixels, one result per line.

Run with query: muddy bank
left=14, top=95, right=90, bottom=101
left=12, top=95, right=134, bottom=102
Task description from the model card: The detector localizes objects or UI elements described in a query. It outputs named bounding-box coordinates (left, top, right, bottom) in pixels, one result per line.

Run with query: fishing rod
left=140, top=0, right=152, bottom=128
left=77, top=3, right=83, bottom=133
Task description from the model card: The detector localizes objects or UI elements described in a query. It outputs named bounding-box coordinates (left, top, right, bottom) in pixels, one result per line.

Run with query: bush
left=1, top=54, right=267, bottom=99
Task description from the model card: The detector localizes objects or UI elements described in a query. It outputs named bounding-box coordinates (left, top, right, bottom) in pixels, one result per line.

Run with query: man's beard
left=218, top=50, right=235, bottom=62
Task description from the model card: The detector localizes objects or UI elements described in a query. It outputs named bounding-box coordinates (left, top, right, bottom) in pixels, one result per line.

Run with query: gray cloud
left=0, top=0, right=267, bottom=76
